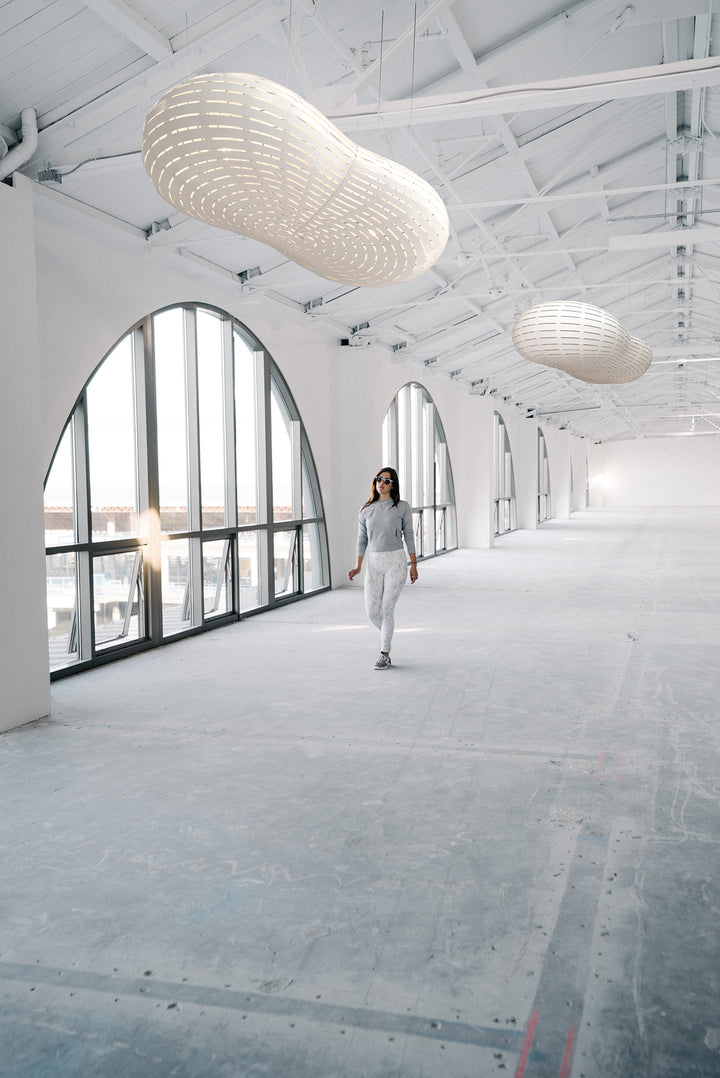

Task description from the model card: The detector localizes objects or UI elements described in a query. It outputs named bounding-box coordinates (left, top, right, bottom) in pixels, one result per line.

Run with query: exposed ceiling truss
left=4, top=0, right=720, bottom=442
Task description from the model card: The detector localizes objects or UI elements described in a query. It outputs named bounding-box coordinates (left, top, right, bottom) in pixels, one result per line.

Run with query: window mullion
left=223, top=318, right=239, bottom=614
left=184, top=308, right=203, bottom=624
left=185, top=308, right=201, bottom=533
left=72, top=398, right=93, bottom=660
left=290, top=420, right=302, bottom=521
left=223, top=317, right=237, bottom=528
left=73, top=402, right=89, bottom=547
left=297, top=524, right=304, bottom=593
left=263, top=359, right=275, bottom=603
left=138, top=320, right=162, bottom=642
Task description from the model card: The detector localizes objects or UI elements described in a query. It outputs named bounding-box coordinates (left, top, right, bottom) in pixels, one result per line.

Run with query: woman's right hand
left=348, top=567, right=360, bottom=581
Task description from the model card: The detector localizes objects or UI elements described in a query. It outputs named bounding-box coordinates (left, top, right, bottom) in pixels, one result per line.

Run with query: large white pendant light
left=512, top=301, right=651, bottom=384
left=142, top=73, right=449, bottom=287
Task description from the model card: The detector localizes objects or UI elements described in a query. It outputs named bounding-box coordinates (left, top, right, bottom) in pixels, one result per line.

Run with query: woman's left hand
left=409, top=564, right=418, bottom=584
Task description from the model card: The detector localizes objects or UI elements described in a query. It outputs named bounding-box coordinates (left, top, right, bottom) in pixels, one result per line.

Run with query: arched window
left=494, top=412, right=517, bottom=535
left=382, top=382, right=457, bottom=558
left=538, top=428, right=551, bottom=523
left=44, top=305, right=329, bottom=675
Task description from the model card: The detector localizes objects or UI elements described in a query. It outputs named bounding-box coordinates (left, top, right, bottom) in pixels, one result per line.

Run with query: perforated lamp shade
left=512, top=301, right=652, bottom=384
left=142, top=73, right=449, bottom=287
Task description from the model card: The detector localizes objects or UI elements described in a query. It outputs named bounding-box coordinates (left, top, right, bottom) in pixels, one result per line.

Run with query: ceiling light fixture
left=511, top=301, right=651, bottom=384
left=142, top=73, right=449, bottom=287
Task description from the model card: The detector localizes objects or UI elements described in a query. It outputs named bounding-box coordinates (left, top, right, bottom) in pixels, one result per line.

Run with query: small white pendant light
left=142, top=73, right=449, bottom=287
left=512, top=301, right=651, bottom=384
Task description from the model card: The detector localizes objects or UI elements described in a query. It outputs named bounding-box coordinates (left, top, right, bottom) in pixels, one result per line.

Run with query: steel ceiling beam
left=82, top=0, right=173, bottom=60
left=332, top=0, right=457, bottom=106
left=26, top=0, right=281, bottom=165
left=326, top=56, right=720, bottom=130
left=445, top=176, right=720, bottom=210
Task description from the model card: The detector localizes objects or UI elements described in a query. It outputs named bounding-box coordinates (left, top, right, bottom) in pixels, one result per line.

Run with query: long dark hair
left=362, top=466, right=401, bottom=508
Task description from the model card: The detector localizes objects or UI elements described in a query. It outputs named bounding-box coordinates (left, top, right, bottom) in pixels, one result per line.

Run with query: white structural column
left=509, top=414, right=541, bottom=531
left=570, top=436, right=589, bottom=513
left=0, top=176, right=51, bottom=731
left=543, top=427, right=573, bottom=520
left=453, top=394, right=495, bottom=548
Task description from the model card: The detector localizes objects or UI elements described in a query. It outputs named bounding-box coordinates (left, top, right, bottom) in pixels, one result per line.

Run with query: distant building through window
left=44, top=305, right=329, bottom=676
left=382, top=382, right=457, bottom=559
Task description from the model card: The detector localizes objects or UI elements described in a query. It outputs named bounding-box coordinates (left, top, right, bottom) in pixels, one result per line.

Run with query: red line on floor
left=559, top=1021, right=577, bottom=1078
left=513, top=1007, right=540, bottom=1078
left=615, top=752, right=626, bottom=781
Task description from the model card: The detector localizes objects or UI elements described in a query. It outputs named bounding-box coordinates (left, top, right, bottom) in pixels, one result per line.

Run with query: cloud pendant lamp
left=142, top=73, right=449, bottom=287
left=511, top=301, right=652, bottom=384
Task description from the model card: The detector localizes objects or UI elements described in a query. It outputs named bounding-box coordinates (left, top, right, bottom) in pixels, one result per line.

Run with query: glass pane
left=154, top=309, right=189, bottom=533
left=234, top=332, right=259, bottom=525
left=435, top=508, right=446, bottom=552
left=395, top=387, right=407, bottom=502
left=45, top=424, right=75, bottom=547
left=93, top=551, right=145, bottom=650
left=161, top=538, right=192, bottom=636
left=413, top=511, right=422, bottom=557
left=202, top=538, right=232, bottom=617
left=410, top=383, right=423, bottom=507
left=302, top=522, right=325, bottom=592
left=422, top=508, right=433, bottom=558
left=446, top=505, right=456, bottom=549
left=274, top=529, right=298, bottom=598
left=197, top=310, right=226, bottom=529
left=238, top=529, right=264, bottom=611
left=87, top=337, right=139, bottom=540
left=422, top=397, right=434, bottom=507
left=381, top=404, right=393, bottom=465
left=494, top=415, right=503, bottom=494
left=271, top=388, right=293, bottom=521
left=435, top=441, right=448, bottom=505
left=46, top=552, right=79, bottom=669
left=301, top=454, right=317, bottom=519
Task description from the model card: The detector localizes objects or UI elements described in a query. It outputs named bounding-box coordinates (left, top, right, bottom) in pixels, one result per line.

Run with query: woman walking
left=348, top=467, right=418, bottom=669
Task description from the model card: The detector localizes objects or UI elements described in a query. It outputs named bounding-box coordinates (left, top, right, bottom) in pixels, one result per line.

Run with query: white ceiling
left=4, top=0, right=720, bottom=442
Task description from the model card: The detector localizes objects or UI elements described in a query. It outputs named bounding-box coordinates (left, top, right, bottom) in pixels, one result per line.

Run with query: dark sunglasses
left=375, top=476, right=393, bottom=485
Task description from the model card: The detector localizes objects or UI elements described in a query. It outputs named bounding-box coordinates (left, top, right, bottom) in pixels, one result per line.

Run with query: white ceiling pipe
left=292, top=0, right=363, bottom=73
left=0, top=110, right=38, bottom=182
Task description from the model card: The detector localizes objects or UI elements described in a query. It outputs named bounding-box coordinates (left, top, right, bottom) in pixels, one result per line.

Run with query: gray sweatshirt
left=357, top=498, right=416, bottom=557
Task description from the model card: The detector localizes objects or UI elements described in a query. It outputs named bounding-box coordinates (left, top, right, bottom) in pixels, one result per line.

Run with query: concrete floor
left=2, top=507, right=720, bottom=1077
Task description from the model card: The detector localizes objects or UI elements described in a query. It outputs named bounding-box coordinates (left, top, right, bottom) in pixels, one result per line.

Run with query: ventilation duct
left=0, top=109, right=38, bottom=182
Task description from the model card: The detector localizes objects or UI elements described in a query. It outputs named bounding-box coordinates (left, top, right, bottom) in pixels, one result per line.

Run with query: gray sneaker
left=374, top=653, right=392, bottom=670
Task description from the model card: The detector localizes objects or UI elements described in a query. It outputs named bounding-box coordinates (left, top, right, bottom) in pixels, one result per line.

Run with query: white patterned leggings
left=364, top=549, right=408, bottom=653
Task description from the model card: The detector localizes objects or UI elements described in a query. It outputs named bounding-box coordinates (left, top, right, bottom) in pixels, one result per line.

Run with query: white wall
left=589, top=437, right=720, bottom=506
left=0, top=177, right=51, bottom=731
